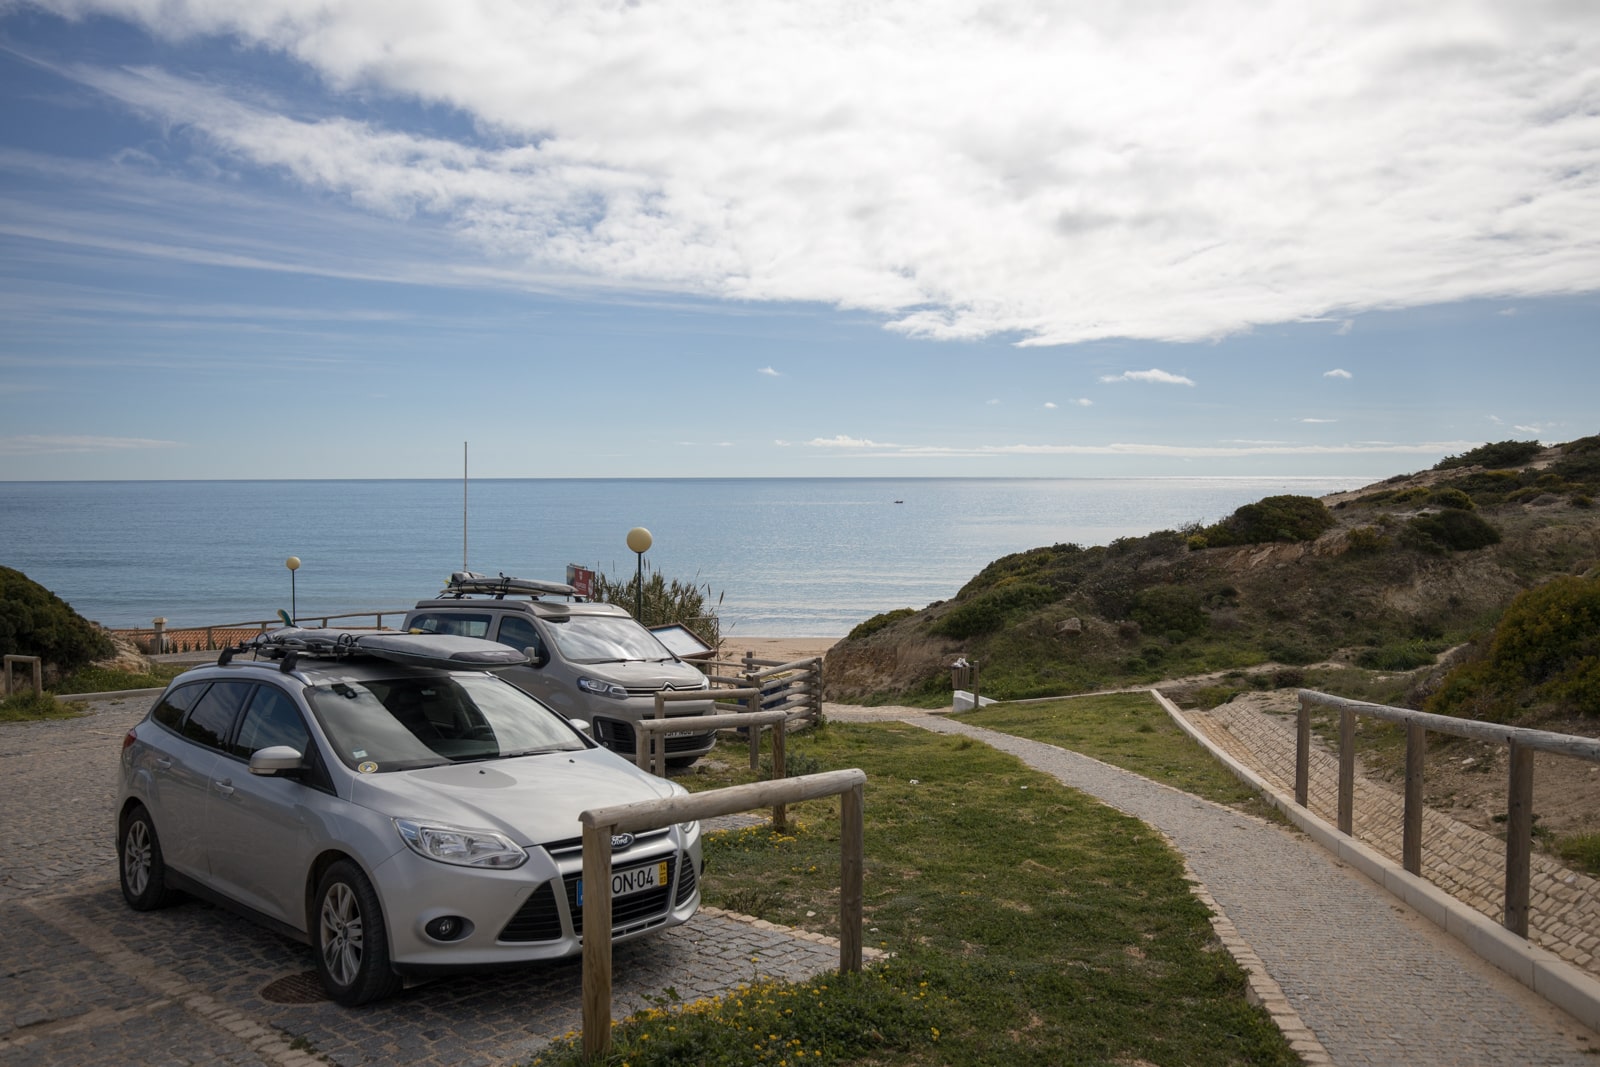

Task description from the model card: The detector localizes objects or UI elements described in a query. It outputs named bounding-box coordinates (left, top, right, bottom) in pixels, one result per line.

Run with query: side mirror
left=527, top=645, right=549, bottom=668
left=569, top=718, right=592, bottom=736
left=249, top=745, right=306, bottom=776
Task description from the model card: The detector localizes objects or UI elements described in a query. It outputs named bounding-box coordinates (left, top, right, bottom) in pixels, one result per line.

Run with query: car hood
left=350, top=747, right=681, bottom=846
left=570, top=659, right=705, bottom=688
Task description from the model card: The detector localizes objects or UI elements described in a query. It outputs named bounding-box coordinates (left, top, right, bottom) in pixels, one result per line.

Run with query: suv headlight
left=577, top=677, right=629, bottom=700
left=395, top=819, right=528, bottom=869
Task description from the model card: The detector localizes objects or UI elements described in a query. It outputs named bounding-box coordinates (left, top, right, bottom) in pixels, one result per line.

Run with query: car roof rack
left=442, top=571, right=580, bottom=600
left=248, top=627, right=531, bottom=671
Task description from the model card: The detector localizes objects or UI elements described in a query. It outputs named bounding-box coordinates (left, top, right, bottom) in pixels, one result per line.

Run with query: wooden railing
left=706, top=652, right=824, bottom=725
left=1296, top=689, right=1600, bottom=937
left=578, top=769, right=866, bottom=1060
left=119, top=609, right=410, bottom=652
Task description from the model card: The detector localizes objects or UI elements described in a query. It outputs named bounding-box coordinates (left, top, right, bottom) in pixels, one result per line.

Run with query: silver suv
left=404, top=573, right=717, bottom=765
left=115, top=630, right=702, bottom=1005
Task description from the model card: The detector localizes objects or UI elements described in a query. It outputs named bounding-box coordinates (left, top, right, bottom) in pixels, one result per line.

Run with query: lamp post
left=625, top=527, right=652, bottom=621
left=286, top=556, right=301, bottom=622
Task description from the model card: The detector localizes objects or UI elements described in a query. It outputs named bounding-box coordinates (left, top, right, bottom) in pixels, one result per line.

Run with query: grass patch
left=959, top=693, right=1277, bottom=821
left=538, top=724, right=1294, bottom=1066
left=54, top=663, right=185, bottom=694
left=0, top=690, right=85, bottom=723
left=1554, top=833, right=1600, bottom=878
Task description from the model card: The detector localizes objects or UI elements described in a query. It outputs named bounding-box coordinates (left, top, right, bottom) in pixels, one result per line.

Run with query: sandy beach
left=717, top=636, right=838, bottom=663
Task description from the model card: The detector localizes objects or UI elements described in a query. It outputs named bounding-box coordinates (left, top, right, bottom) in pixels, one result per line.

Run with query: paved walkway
left=1188, top=701, right=1600, bottom=976
left=0, top=697, right=843, bottom=1066
left=824, top=702, right=1600, bottom=1066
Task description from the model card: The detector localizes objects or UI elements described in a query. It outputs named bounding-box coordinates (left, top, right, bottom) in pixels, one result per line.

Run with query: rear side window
left=180, top=681, right=253, bottom=752
left=152, top=682, right=207, bottom=731
left=496, top=615, right=545, bottom=656
left=408, top=612, right=492, bottom=639
left=230, top=685, right=311, bottom=760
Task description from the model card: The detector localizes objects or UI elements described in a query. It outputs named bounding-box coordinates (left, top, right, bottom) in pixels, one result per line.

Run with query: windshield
left=307, top=673, right=587, bottom=772
left=548, top=615, right=674, bottom=664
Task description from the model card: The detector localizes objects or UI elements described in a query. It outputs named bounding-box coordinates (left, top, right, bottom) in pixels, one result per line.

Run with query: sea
left=0, top=477, right=1367, bottom=637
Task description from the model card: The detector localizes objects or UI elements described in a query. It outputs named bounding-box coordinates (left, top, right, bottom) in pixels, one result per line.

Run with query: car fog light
left=425, top=915, right=472, bottom=942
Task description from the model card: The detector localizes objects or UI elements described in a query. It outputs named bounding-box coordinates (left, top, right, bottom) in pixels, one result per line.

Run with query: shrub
left=1433, top=439, right=1544, bottom=471
left=1128, top=585, right=1207, bottom=640
left=1429, top=487, right=1475, bottom=511
left=1264, top=640, right=1320, bottom=666
left=1428, top=576, right=1600, bottom=719
left=1402, top=510, right=1502, bottom=552
left=1344, top=527, right=1387, bottom=554
left=0, top=567, right=114, bottom=675
left=591, top=564, right=723, bottom=646
left=846, top=608, right=915, bottom=641
left=1355, top=642, right=1438, bottom=672
left=929, top=582, right=1056, bottom=640
left=1201, top=495, right=1335, bottom=547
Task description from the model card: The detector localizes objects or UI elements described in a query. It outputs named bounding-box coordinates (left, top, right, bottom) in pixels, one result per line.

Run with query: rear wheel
left=119, top=805, right=181, bottom=910
left=313, top=860, right=403, bottom=1005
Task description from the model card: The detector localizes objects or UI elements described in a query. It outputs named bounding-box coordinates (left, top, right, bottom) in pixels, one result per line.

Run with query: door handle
left=214, top=778, right=235, bottom=796
left=155, top=757, right=173, bottom=769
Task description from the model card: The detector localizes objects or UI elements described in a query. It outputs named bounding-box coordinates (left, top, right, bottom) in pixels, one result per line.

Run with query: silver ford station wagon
left=115, top=629, right=703, bottom=1005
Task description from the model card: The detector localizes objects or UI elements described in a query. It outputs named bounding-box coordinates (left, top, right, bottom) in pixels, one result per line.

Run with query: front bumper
left=374, top=828, right=703, bottom=971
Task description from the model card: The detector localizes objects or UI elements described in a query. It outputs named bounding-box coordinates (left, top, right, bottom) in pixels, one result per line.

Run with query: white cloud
left=1298, top=417, right=1338, bottom=424
left=1514, top=424, right=1544, bottom=435
left=32, top=1, right=1600, bottom=347
left=1499, top=307, right=1519, bottom=316
left=1335, top=320, right=1354, bottom=336
left=0, top=434, right=181, bottom=454
left=786, top=437, right=1474, bottom=460
left=1488, top=414, right=1504, bottom=424
left=1099, top=368, right=1196, bottom=386
left=758, top=366, right=781, bottom=377
left=805, top=434, right=896, bottom=449
left=986, top=398, right=1001, bottom=405
left=1075, top=398, right=1093, bottom=407
left=1044, top=401, right=1057, bottom=409
left=1324, top=368, right=1352, bottom=379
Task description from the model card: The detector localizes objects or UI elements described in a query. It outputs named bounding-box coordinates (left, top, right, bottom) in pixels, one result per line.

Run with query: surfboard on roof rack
left=248, top=627, right=530, bottom=671
left=443, top=571, right=578, bottom=599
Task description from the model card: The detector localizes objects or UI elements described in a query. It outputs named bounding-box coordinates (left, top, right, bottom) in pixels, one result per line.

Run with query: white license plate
left=666, top=730, right=698, bottom=738
left=577, top=861, right=669, bottom=906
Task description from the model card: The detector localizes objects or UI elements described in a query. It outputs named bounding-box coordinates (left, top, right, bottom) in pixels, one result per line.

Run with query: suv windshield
left=548, top=615, right=674, bottom=664
left=307, top=673, right=586, bottom=771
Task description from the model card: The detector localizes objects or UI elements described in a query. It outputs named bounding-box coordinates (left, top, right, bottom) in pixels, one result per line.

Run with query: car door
left=154, top=680, right=253, bottom=877
left=204, top=683, right=326, bottom=927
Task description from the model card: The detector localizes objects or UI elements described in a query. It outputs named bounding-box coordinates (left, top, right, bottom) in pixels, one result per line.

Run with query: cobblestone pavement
left=0, top=697, right=844, bottom=1066
left=858, top=706, right=1600, bottom=1066
left=1188, top=702, right=1600, bottom=977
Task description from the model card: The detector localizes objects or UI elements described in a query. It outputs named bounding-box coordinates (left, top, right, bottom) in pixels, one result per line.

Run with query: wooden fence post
left=772, top=717, right=788, bottom=832
left=1295, top=692, right=1310, bottom=807
left=1337, top=707, right=1355, bottom=835
left=746, top=689, right=761, bottom=770
left=1404, top=723, right=1426, bottom=875
left=840, top=780, right=863, bottom=973
left=581, top=820, right=615, bottom=1060
left=1505, top=740, right=1534, bottom=937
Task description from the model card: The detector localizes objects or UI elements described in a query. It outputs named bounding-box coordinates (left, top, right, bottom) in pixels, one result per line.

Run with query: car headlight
left=577, top=677, right=629, bottom=700
left=395, top=819, right=528, bottom=869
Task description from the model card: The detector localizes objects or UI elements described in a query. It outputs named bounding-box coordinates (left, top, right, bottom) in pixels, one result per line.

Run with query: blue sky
left=2, top=1, right=1597, bottom=481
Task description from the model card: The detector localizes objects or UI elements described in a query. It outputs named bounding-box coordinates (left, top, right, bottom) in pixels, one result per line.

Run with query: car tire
left=119, top=805, right=181, bottom=910
left=313, top=859, right=404, bottom=1006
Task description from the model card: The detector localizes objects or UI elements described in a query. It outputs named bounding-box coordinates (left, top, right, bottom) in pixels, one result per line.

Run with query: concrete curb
left=1154, top=688, right=1600, bottom=1032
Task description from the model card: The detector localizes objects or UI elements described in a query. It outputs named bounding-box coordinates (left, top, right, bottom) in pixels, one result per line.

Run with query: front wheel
left=119, top=805, right=181, bottom=910
left=313, top=860, right=403, bottom=1005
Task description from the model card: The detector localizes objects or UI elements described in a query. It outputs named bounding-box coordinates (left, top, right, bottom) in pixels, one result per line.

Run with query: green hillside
left=825, top=435, right=1600, bottom=719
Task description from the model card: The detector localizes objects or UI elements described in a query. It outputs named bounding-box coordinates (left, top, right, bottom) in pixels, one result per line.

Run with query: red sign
left=566, top=564, right=594, bottom=598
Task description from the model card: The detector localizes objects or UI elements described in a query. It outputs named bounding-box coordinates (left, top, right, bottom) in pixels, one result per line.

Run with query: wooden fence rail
left=578, top=768, right=867, bottom=1060
left=1296, top=689, right=1600, bottom=937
